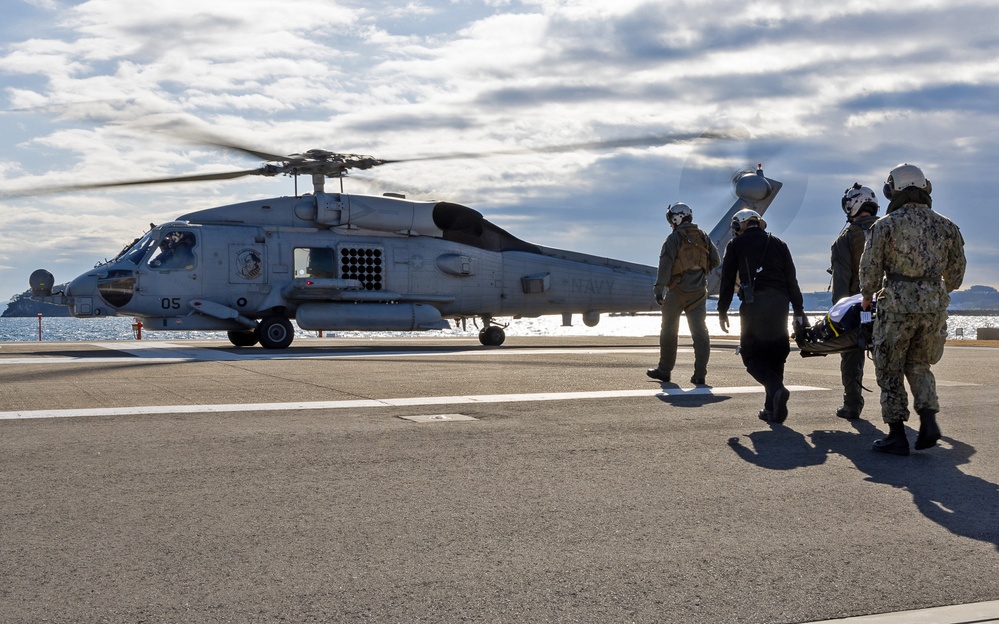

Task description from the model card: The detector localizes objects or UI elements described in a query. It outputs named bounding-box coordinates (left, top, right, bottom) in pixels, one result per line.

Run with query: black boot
left=873, top=421, right=910, bottom=456
left=646, top=368, right=670, bottom=382
left=835, top=405, right=861, bottom=420
left=914, top=409, right=941, bottom=450
left=772, top=386, right=790, bottom=424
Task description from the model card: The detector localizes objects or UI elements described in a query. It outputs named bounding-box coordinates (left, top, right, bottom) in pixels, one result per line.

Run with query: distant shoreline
left=5, top=308, right=999, bottom=319
left=617, top=309, right=999, bottom=317
left=945, top=309, right=999, bottom=316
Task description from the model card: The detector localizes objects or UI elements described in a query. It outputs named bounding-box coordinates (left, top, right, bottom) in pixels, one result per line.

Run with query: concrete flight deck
left=1, top=336, right=998, bottom=624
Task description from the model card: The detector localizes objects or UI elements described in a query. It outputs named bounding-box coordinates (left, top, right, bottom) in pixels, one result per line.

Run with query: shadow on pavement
left=656, top=390, right=732, bottom=408
left=729, top=418, right=999, bottom=550
left=727, top=425, right=828, bottom=470
left=811, top=419, right=999, bottom=551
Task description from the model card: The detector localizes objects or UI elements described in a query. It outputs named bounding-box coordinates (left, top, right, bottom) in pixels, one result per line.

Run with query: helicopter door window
left=149, top=231, right=198, bottom=270
left=294, top=247, right=336, bottom=279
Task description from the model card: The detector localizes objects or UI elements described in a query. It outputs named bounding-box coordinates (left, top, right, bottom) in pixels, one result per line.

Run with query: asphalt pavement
left=1, top=336, right=997, bottom=623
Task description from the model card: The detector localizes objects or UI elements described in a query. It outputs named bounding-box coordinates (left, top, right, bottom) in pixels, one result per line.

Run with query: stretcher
left=793, top=294, right=874, bottom=358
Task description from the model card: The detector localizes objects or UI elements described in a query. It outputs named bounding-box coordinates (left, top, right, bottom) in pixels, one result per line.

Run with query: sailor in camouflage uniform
left=830, top=184, right=880, bottom=420
left=648, top=202, right=721, bottom=385
left=860, top=163, right=966, bottom=456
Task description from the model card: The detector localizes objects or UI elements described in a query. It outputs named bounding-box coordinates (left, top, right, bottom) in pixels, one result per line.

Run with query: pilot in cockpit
left=149, top=231, right=196, bottom=269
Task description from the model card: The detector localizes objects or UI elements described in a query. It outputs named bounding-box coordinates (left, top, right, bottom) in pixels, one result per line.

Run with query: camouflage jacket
left=859, top=202, right=966, bottom=313
left=830, top=214, right=878, bottom=302
left=654, top=222, right=721, bottom=297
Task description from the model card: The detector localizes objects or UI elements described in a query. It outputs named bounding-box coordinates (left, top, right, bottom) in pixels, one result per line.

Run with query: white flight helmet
left=841, top=183, right=879, bottom=218
left=731, top=208, right=766, bottom=234
left=666, top=202, right=693, bottom=227
left=883, top=163, right=932, bottom=199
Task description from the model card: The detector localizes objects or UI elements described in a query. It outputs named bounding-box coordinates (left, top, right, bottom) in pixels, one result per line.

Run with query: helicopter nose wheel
left=256, top=315, right=295, bottom=349
left=478, top=325, right=506, bottom=346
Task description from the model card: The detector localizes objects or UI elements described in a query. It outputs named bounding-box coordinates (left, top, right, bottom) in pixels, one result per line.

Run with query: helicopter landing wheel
left=256, top=316, right=295, bottom=349
left=479, top=325, right=506, bottom=346
left=227, top=330, right=259, bottom=347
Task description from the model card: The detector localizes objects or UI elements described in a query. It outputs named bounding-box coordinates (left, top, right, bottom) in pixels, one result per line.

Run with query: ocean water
left=1, top=312, right=996, bottom=344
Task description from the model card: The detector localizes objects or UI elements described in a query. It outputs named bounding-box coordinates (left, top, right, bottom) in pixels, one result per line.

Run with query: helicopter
left=20, top=129, right=784, bottom=349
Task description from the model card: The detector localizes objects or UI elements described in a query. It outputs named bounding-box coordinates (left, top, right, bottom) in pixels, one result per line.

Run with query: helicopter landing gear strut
left=477, top=318, right=507, bottom=346
left=256, top=315, right=295, bottom=349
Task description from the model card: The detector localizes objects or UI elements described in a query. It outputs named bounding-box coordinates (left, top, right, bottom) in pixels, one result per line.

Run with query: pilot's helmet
left=841, top=183, right=879, bottom=218
left=731, top=208, right=766, bottom=234
left=883, top=163, right=931, bottom=199
left=666, top=202, right=693, bottom=227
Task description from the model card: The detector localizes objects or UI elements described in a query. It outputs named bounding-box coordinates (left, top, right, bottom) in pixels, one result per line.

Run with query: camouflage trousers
left=658, top=288, right=710, bottom=377
left=872, top=310, right=947, bottom=424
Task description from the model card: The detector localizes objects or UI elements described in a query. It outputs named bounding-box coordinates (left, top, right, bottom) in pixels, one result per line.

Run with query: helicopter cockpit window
left=149, top=231, right=198, bottom=270
left=120, top=233, right=159, bottom=266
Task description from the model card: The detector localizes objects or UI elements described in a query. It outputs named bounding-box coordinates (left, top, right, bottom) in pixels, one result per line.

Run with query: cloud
left=1, top=0, right=998, bottom=307
left=845, top=83, right=999, bottom=113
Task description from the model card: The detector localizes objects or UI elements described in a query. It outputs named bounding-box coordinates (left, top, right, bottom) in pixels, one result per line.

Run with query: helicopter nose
left=64, top=272, right=108, bottom=317
left=65, top=273, right=92, bottom=298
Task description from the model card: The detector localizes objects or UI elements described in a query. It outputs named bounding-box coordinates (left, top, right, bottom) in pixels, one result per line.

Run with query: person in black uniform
left=718, top=209, right=806, bottom=423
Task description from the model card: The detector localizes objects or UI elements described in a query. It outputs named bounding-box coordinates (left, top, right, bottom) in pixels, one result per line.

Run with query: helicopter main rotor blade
left=379, top=130, right=739, bottom=165
left=125, top=115, right=294, bottom=163
left=0, top=168, right=265, bottom=199
left=175, top=135, right=293, bottom=163
left=0, top=122, right=748, bottom=200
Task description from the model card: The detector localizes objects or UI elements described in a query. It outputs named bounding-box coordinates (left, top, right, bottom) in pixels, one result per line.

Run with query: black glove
left=719, top=312, right=729, bottom=334
left=655, top=293, right=664, bottom=306
left=791, top=314, right=809, bottom=340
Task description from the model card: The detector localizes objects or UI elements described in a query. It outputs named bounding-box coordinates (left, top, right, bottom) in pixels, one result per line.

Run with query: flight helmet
left=666, top=202, right=693, bottom=227
left=731, top=208, right=766, bottom=234
left=841, top=183, right=879, bottom=218
left=883, top=163, right=931, bottom=199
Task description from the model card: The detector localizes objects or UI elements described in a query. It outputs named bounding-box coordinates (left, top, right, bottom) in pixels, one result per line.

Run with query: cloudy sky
left=1, top=0, right=997, bottom=313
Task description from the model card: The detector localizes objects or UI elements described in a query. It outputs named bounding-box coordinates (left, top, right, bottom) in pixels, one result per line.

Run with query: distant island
left=947, top=284, right=999, bottom=311
left=2, top=290, right=72, bottom=317
left=4, top=285, right=999, bottom=318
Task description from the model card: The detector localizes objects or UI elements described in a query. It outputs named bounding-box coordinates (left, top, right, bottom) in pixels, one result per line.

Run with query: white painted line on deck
left=0, top=356, right=178, bottom=365
left=0, top=343, right=664, bottom=365
left=805, top=598, right=999, bottom=623
left=0, top=385, right=826, bottom=420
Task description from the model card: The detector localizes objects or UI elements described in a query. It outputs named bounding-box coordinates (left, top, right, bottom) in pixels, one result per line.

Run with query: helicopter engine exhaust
left=295, top=302, right=448, bottom=332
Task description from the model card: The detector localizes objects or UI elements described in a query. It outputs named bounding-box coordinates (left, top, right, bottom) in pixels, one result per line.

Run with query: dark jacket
left=718, top=226, right=804, bottom=315
left=830, top=214, right=878, bottom=302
